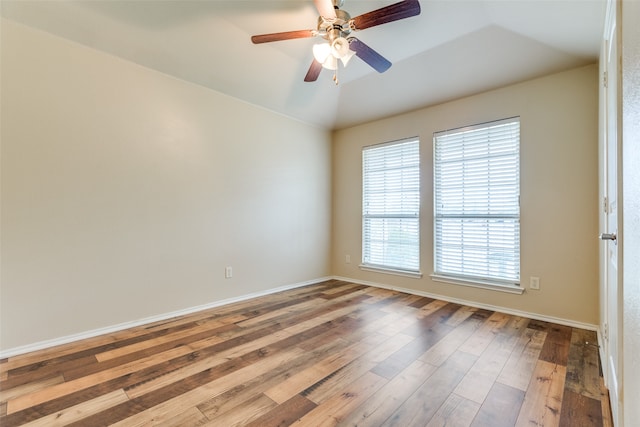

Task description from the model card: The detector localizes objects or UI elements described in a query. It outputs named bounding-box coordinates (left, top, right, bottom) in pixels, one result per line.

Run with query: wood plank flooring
left=0, top=280, right=613, bottom=426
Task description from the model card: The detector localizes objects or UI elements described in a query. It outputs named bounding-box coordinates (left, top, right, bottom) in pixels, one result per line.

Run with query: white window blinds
left=363, top=138, right=420, bottom=272
left=434, top=118, right=520, bottom=284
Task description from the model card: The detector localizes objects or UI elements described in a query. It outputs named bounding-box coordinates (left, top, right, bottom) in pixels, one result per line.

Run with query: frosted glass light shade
left=312, top=43, right=332, bottom=64
left=313, top=39, right=354, bottom=70
left=340, top=49, right=355, bottom=66
left=331, top=37, right=350, bottom=58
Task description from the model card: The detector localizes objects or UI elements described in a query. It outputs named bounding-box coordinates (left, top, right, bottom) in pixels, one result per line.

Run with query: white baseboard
left=0, top=277, right=331, bottom=359
left=332, top=275, right=599, bottom=331
left=1, top=275, right=599, bottom=359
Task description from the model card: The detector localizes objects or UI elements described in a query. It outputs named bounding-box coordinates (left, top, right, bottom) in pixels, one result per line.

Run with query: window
left=362, top=138, right=420, bottom=275
left=433, top=118, right=520, bottom=287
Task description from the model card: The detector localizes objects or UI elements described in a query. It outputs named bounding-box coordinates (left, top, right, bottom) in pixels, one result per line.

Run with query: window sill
left=430, top=274, right=525, bottom=295
left=359, top=264, right=423, bottom=279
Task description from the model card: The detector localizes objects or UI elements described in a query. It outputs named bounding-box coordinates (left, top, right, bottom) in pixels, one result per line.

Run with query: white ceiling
left=1, top=0, right=606, bottom=130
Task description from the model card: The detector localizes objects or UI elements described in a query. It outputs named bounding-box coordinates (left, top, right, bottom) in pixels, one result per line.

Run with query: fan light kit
left=251, top=0, right=421, bottom=84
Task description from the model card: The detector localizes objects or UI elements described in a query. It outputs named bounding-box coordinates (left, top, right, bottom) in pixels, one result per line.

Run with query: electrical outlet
left=225, top=266, right=233, bottom=279
left=345, top=254, right=351, bottom=264
left=530, top=276, right=540, bottom=290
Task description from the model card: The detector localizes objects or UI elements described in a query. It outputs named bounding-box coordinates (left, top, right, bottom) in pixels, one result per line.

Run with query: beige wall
left=332, top=64, right=600, bottom=325
left=0, top=17, right=601, bottom=353
left=0, top=20, right=332, bottom=351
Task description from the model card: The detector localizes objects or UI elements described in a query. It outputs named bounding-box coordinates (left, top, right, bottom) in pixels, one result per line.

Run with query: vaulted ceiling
left=1, top=0, right=606, bottom=130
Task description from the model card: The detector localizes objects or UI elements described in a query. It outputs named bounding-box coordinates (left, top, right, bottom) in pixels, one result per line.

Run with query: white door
left=602, top=1, right=622, bottom=424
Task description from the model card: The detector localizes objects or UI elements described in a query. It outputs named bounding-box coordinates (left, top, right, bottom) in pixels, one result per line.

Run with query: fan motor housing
left=317, top=8, right=351, bottom=40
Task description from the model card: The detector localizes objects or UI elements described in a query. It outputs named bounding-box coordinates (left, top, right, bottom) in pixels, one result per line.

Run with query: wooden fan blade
left=314, top=0, right=337, bottom=19
left=304, top=59, right=323, bottom=82
left=350, top=0, right=421, bottom=31
left=251, top=29, right=316, bottom=44
left=349, top=38, right=392, bottom=73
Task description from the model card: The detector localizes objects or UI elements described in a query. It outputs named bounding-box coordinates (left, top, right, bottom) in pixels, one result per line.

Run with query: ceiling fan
left=251, top=0, right=421, bottom=83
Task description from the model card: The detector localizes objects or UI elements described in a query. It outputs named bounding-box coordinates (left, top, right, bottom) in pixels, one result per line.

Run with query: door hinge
left=603, top=323, right=609, bottom=341
left=603, top=71, right=608, bottom=88
left=603, top=196, right=608, bottom=213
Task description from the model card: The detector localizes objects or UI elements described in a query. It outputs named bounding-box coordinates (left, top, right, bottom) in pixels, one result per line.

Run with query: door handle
left=599, top=233, right=617, bottom=241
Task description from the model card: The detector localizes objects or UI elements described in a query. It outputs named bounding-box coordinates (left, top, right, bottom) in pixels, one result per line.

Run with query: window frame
left=361, top=137, right=422, bottom=278
left=432, top=117, right=522, bottom=293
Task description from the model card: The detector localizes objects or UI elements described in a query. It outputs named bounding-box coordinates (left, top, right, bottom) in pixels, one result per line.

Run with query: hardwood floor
left=0, top=280, right=613, bottom=426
